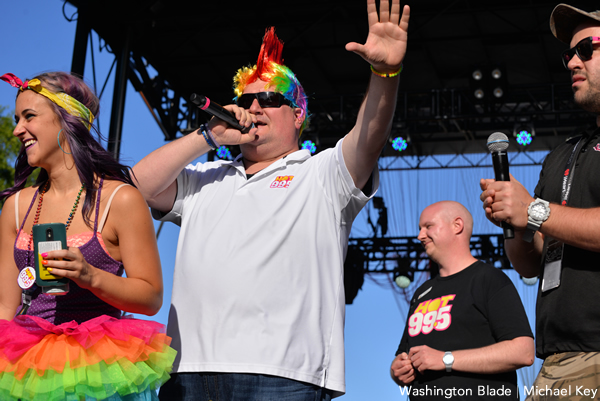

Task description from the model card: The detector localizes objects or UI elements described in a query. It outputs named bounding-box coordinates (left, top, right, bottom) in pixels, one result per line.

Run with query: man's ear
left=294, top=108, right=305, bottom=130
left=453, top=217, right=465, bottom=235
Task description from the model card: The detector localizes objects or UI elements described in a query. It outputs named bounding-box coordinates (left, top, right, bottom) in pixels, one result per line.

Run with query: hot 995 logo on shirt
left=270, top=175, right=294, bottom=188
left=408, top=294, right=455, bottom=337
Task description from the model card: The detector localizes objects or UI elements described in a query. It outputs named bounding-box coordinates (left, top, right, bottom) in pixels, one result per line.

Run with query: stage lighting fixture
left=394, top=275, right=410, bottom=288
left=513, top=121, right=535, bottom=147
left=516, top=130, right=533, bottom=146
left=490, top=66, right=506, bottom=99
left=301, top=140, right=317, bottom=154
left=470, top=67, right=485, bottom=101
left=391, top=136, right=408, bottom=152
left=344, top=247, right=366, bottom=304
left=470, top=65, right=506, bottom=101
left=522, top=276, right=538, bottom=286
left=216, top=146, right=233, bottom=160
left=371, top=196, right=388, bottom=236
left=393, top=258, right=413, bottom=289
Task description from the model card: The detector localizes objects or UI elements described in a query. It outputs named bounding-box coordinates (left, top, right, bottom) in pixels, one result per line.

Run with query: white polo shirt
left=154, top=138, right=378, bottom=397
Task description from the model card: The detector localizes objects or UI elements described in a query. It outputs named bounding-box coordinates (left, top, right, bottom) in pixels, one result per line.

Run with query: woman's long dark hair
left=0, top=72, right=135, bottom=228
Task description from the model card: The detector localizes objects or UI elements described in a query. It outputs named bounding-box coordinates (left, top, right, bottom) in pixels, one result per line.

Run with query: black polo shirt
left=534, top=128, right=600, bottom=359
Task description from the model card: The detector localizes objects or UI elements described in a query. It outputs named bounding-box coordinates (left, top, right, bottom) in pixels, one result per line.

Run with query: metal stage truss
left=343, top=234, right=513, bottom=303
left=63, top=1, right=597, bottom=165
left=73, top=40, right=596, bottom=164
left=348, top=234, right=510, bottom=275
left=62, top=1, right=572, bottom=302
left=73, top=40, right=595, bottom=166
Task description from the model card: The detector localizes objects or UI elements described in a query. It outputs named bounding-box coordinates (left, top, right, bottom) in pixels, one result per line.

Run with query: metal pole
left=70, top=3, right=89, bottom=76
left=107, top=28, right=132, bottom=161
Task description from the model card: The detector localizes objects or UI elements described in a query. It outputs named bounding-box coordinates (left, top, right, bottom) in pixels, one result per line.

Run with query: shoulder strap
left=16, top=187, right=41, bottom=236
left=14, top=190, right=20, bottom=229
left=98, top=184, right=129, bottom=233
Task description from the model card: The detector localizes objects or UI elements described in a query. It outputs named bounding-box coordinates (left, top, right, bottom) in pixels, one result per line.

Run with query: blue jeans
left=158, top=372, right=333, bottom=401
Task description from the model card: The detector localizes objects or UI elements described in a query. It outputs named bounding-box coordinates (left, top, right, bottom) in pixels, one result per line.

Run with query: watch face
left=531, top=204, right=545, bottom=219
left=443, top=354, right=454, bottom=364
left=530, top=203, right=548, bottom=221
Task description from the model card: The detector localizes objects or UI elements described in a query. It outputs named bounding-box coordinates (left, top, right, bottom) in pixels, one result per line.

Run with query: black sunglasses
left=562, top=36, right=600, bottom=69
left=236, top=92, right=293, bottom=109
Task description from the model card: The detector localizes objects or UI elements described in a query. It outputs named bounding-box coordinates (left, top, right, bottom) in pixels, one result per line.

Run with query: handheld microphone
left=190, top=94, right=252, bottom=133
left=486, top=132, right=514, bottom=239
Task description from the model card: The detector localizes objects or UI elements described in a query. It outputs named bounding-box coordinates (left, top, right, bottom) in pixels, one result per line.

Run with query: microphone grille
left=487, top=132, right=509, bottom=153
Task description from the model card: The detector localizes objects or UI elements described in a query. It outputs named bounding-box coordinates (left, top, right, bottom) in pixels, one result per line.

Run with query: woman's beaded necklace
left=27, top=181, right=85, bottom=252
left=18, top=182, right=84, bottom=314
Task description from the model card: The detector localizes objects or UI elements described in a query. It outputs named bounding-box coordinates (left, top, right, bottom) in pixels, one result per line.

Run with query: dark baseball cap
left=550, top=3, right=600, bottom=44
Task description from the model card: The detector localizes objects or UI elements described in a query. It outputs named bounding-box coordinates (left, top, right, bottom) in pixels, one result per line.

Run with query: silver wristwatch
left=443, top=351, right=454, bottom=372
left=523, top=198, right=550, bottom=243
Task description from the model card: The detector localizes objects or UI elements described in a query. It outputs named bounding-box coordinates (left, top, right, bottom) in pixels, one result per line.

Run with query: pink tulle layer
left=0, top=315, right=168, bottom=362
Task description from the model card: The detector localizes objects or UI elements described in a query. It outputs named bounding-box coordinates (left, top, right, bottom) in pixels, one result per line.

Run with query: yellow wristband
left=370, top=64, right=403, bottom=78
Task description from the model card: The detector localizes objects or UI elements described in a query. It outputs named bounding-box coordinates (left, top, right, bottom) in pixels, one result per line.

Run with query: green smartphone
left=32, top=223, right=70, bottom=293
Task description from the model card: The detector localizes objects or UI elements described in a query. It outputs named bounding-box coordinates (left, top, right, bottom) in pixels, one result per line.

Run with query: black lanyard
left=17, top=289, right=35, bottom=315
left=560, top=136, right=587, bottom=206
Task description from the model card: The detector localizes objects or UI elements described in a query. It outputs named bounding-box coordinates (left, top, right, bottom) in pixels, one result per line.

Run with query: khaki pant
left=526, top=352, right=600, bottom=400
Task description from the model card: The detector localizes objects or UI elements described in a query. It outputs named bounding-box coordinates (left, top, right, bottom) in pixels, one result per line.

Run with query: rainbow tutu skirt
left=0, top=314, right=176, bottom=400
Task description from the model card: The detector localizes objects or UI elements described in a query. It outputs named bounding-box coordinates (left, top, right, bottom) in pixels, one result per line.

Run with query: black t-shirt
left=534, top=130, right=600, bottom=359
left=396, top=261, right=533, bottom=400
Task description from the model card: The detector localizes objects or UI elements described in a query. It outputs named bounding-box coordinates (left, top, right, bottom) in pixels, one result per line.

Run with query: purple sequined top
left=14, top=179, right=125, bottom=324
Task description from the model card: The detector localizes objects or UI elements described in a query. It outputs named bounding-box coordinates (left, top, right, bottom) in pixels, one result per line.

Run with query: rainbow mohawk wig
left=233, top=27, right=310, bottom=134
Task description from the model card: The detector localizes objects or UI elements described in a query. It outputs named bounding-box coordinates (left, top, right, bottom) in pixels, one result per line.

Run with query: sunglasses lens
left=564, top=48, right=575, bottom=62
left=258, top=92, right=281, bottom=108
left=237, top=94, right=255, bottom=109
left=562, top=50, right=572, bottom=68
left=577, top=39, right=594, bottom=61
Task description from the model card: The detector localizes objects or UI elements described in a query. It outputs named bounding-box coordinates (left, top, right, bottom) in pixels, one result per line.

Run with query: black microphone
left=190, top=94, right=252, bottom=133
left=486, top=132, right=514, bottom=239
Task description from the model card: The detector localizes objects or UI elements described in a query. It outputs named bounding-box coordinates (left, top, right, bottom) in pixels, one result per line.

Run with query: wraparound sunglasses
left=562, top=36, right=600, bottom=69
left=236, top=92, right=294, bottom=109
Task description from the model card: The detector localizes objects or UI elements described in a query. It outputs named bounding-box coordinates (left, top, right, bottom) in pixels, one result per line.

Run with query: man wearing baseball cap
left=480, top=4, right=600, bottom=398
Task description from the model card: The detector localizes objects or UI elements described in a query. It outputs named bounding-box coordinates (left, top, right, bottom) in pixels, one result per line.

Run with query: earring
left=57, top=129, right=72, bottom=155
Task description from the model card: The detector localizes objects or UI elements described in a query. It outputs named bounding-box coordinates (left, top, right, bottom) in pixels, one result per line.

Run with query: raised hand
left=345, top=0, right=410, bottom=73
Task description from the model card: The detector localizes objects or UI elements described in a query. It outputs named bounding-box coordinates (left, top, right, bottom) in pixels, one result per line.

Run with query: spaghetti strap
left=14, top=191, right=20, bottom=230
left=13, top=187, right=40, bottom=252
left=16, top=188, right=40, bottom=235
left=98, top=183, right=129, bottom=233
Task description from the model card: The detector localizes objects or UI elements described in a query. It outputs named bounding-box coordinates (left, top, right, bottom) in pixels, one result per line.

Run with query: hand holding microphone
left=190, top=94, right=253, bottom=133
left=486, top=132, right=514, bottom=239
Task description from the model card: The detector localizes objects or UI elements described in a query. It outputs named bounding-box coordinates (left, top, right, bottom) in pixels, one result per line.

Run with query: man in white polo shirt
left=133, top=0, right=410, bottom=399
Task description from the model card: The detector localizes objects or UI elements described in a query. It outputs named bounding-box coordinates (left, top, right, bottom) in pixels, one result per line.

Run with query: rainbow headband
left=0, top=73, right=95, bottom=129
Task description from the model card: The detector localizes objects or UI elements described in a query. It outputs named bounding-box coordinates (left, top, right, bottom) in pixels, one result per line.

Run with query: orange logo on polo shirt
left=270, top=176, right=294, bottom=188
left=408, top=294, right=455, bottom=336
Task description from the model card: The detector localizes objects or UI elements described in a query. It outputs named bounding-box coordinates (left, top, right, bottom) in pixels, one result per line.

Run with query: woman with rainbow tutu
left=0, top=72, right=175, bottom=400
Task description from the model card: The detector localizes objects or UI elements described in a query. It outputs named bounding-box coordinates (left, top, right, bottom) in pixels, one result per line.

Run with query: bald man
left=390, top=201, right=534, bottom=400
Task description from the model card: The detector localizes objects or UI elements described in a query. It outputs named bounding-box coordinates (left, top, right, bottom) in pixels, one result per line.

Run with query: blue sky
left=0, top=2, right=545, bottom=399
